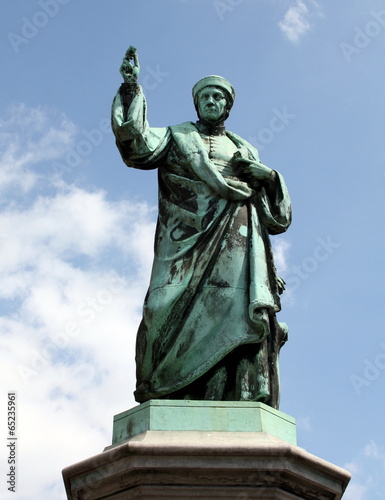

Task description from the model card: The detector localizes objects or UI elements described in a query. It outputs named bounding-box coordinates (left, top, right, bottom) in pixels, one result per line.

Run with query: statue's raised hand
left=120, top=46, right=140, bottom=83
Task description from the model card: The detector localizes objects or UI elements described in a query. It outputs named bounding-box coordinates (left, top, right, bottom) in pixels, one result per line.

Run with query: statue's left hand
left=235, top=157, right=276, bottom=182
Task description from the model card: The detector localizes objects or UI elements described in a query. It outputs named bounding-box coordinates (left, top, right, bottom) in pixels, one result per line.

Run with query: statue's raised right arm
left=112, top=47, right=170, bottom=168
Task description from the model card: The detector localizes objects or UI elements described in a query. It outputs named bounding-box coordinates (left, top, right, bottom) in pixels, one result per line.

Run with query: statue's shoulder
left=169, top=121, right=197, bottom=134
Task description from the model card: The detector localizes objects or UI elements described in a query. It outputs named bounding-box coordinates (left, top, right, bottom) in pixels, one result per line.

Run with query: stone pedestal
left=62, top=401, right=350, bottom=499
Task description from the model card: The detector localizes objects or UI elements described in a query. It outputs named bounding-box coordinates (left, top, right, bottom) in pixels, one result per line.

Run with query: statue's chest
left=199, top=134, right=239, bottom=177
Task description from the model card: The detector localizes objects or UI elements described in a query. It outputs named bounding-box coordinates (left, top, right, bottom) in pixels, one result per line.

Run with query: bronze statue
left=112, top=47, right=292, bottom=408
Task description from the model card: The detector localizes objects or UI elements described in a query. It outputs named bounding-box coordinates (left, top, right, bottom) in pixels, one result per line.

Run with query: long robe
left=112, top=85, right=292, bottom=406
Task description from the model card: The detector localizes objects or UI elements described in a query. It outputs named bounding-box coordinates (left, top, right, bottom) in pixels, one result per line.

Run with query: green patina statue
left=112, top=47, right=292, bottom=409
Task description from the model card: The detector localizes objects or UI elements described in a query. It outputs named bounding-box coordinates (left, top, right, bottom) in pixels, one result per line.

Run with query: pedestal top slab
left=107, top=400, right=296, bottom=448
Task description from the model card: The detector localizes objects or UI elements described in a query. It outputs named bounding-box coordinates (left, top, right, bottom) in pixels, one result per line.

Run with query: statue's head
left=192, top=75, right=235, bottom=123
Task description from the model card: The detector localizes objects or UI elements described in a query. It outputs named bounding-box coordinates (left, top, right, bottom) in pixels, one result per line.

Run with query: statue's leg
left=204, top=365, right=227, bottom=400
left=160, top=379, right=203, bottom=400
left=159, top=362, right=228, bottom=401
left=231, top=315, right=288, bottom=408
left=235, top=343, right=270, bottom=403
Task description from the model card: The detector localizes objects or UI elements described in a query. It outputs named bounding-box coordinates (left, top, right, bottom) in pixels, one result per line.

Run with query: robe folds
left=112, top=85, right=292, bottom=405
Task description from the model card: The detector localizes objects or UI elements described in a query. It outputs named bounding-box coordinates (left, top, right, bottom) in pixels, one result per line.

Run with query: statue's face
left=197, top=86, right=227, bottom=123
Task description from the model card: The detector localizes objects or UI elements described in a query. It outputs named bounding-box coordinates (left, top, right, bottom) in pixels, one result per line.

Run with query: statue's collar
left=195, top=119, right=226, bottom=137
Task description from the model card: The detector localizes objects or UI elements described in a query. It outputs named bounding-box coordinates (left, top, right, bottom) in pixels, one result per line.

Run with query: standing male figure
left=112, top=47, right=292, bottom=409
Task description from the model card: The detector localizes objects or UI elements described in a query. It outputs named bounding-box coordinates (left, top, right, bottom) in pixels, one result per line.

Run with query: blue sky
left=1, top=1, right=385, bottom=498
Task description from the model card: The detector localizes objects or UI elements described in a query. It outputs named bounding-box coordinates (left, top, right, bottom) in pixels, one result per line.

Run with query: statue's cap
left=192, top=75, right=235, bottom=105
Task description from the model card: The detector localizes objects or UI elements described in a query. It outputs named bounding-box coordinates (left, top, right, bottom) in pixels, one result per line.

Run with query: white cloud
left=296, top=415, right=312, bottom=432
left=364, top=440, right=385, bottom=466
left=278, top=0, right=322, bottom=44
left=272, top=237, right=291, bottom=274
left=0, top=186, right=155, bottom=273
left=0, top=105, right=156, bottom=499
left=0, top=103, right=77, bottom=194
left=343, top=440, right=385, bottom=500
left=343, top=481, right=368, bottom=500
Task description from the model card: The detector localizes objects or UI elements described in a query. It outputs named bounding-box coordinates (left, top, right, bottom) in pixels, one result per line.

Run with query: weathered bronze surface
left=112, top=48, right=292, bottom=408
